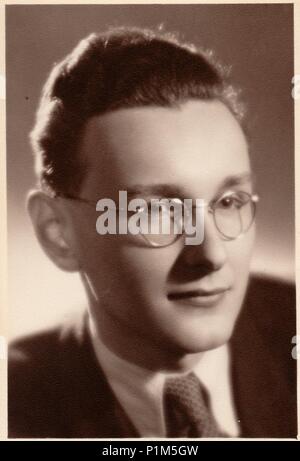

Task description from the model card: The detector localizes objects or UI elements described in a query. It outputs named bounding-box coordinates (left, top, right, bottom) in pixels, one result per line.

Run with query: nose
left=182, top=212, right=227, bottom=271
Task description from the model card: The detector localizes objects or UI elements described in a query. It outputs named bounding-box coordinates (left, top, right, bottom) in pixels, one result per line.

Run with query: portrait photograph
left=3, top=1, right=298, bottom=440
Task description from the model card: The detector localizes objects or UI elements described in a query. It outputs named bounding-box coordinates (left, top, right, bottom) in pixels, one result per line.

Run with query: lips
left=167, top=287, right=231, bottom=307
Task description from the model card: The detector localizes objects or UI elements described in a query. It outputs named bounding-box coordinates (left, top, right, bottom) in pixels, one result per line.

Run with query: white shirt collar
left=89, top=318, right=240, bottom=437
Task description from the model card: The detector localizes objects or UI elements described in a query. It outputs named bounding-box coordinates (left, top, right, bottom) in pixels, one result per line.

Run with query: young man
left=8, top=28, right=297, bottom=438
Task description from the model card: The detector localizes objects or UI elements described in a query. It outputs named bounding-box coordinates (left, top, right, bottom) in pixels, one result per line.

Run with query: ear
left=27, top=190, right=81, bottom=272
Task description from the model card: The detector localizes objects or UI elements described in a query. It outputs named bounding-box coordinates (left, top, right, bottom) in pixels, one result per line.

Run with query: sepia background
left=6, top=3, right=294, bottom=338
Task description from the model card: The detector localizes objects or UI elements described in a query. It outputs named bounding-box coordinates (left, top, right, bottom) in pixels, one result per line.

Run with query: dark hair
left=30, top=27, right=244, bottom=196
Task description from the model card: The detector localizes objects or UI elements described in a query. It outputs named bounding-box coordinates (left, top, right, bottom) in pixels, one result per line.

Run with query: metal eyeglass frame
left=54, top=190, right=259, bottom=247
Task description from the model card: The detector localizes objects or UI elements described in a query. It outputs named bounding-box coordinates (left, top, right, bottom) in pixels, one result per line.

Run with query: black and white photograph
left=4, top=2, right=298, bottom=440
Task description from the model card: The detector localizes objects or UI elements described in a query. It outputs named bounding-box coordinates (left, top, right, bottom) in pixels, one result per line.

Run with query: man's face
left=71, top=100, right=255, bottom=366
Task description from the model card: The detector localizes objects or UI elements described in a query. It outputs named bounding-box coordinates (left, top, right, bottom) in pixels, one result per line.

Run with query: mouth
left=167, top=287, right=231, bottom=308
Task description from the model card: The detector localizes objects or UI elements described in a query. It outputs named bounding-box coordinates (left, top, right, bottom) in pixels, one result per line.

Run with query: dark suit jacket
left=8, top=275, right=297, bottom=438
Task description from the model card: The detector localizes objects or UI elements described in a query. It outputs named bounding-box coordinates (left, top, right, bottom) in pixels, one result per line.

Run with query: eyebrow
left=216, top=172, right=254, bottom=192
left=126, top=173, right=254, bottom=199
left=127, top=184, right=184, bottom=199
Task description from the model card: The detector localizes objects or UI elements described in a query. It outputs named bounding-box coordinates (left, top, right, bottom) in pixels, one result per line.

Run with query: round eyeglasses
left=56, top=190, right=259, bottom=248
left=132, top=191, right=258, bottom=247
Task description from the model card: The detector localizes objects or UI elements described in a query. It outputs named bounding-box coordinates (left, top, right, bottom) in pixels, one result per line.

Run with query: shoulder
left=246, top=272, right=295, bottom=307
left=234, top=272, right=296, bottom=386
left=9, top=314, right=87, bottom=392
left=244, top=273, right=296, bottom=340
left=8, top=319, right=78, bottom=437
left=8, top=314, right=109, bottom=437
left=9, top=314, right=86, bottom=366
left=231, top=274, right=297, bottom=437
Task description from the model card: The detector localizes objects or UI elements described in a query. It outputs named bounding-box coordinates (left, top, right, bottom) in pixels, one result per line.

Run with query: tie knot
left=163, top=372, right=222, bottom=438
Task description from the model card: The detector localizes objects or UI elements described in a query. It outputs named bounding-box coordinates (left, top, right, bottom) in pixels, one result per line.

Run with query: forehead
left=79, top=100, right=250, bottom=198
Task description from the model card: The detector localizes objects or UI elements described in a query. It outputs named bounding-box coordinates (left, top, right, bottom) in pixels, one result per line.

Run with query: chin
left=173, top=318, right=237, bottom=354
left=160, top=287, right=246, bottom=354
left=184, top=333, right=232, bottom=354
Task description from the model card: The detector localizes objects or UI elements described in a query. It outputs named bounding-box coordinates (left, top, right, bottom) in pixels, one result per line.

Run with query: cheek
left=226, top=228, right=255, bottom=294
left=78, top=229, right=178, bottom=300
left=118, top=245, right=178, bottom=293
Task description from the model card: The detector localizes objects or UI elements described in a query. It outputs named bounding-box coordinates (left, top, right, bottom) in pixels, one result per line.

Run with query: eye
left=217, top=192, right=249, bottom=210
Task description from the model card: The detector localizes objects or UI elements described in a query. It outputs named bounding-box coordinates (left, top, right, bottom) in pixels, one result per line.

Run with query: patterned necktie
left=163, top=372, right=223, bottom=438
